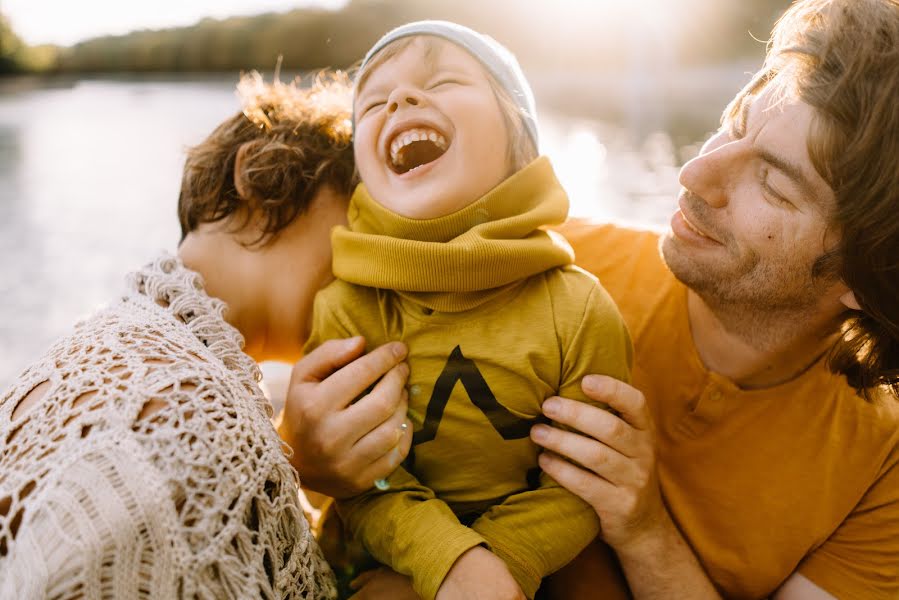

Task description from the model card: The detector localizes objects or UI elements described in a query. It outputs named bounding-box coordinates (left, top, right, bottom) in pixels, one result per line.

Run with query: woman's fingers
left=319, top=341, right=408, bottom=410
left=530, top=424, right=635, bottom=485
left=355, top=425, right=413, bottom=488
left=342, top=360, right=410, bottom=438
left=290, top=337, right=367, bottom=384
left=350, top=387, right=411, bottom=463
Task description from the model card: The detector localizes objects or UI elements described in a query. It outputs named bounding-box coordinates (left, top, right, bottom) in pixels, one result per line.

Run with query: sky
left=3, top=0, right=348, bottom=46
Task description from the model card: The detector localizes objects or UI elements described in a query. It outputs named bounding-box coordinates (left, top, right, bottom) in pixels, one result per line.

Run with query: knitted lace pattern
left=0, top=255, right=336, bottom=599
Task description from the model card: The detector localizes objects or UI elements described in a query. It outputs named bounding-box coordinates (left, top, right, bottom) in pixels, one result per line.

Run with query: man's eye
left=760, top=168, right=794, bottom=208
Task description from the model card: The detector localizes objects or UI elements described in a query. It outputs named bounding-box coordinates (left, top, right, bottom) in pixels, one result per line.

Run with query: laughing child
left=305, top=21, right=632, bottom=599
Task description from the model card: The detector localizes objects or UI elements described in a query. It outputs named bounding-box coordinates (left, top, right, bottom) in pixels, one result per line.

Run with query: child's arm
left=306, top=282, right=486, bottom=600
left=470, top=279, right=633, bottom=599
left=337, top=468, right=488, bottom=600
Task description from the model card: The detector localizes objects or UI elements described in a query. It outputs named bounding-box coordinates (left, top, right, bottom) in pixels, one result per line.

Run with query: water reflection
left=0, top=73, right=729, bottom=387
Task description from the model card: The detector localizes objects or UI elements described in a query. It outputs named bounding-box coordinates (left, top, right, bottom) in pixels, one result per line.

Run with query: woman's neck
left=178, top=225, right=274, bottom=361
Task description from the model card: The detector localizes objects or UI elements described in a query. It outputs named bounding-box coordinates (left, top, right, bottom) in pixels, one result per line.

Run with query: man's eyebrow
left=756, top=146, right=818, bottom=202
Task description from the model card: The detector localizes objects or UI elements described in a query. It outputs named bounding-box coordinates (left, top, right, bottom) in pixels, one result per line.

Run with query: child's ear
left=840, top=290, right=862, bottom=311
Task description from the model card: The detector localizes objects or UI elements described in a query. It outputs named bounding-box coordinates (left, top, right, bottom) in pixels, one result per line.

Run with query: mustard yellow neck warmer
left=331, top=156, right=574, bottom=311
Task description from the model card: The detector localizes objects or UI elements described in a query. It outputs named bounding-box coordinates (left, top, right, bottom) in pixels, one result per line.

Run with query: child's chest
left=376, top=290, right=563, bottom=424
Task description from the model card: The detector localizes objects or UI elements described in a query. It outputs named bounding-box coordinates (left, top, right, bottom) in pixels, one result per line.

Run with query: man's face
left=353, top=37, right=511, bottom=219
left=661, top=83, right=841, bottom=311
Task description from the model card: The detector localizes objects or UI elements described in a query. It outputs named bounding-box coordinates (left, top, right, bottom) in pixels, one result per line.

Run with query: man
left=281, top=0, right=899, bottom=597
left=533, top=0, right=899, bottom=597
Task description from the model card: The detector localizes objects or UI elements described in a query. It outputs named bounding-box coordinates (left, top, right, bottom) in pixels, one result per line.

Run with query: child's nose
left=387, top=88, right=423, bottom=114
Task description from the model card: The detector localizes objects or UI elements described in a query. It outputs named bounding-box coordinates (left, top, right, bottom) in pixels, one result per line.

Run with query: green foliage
left=5, top=0, right=793, bottom=75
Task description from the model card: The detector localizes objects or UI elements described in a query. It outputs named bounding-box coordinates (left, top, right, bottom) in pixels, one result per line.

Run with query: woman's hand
left=530, top=375, right=667, bottom=552
left=278, top=337, right=413, bottom=498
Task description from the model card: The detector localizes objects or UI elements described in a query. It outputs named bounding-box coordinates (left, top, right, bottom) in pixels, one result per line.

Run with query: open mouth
left=388, top=127, right=449, bottom=174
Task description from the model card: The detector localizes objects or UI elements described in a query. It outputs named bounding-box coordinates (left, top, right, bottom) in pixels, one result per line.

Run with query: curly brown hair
left=724, top=0, right=899, bottom=398
left=178, top=70, right=355, bottom=247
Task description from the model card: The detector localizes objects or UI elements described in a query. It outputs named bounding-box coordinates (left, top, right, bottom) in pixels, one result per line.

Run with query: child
left=305, top=21, right=632, bottom=600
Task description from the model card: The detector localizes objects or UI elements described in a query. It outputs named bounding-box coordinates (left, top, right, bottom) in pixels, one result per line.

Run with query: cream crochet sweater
left=0, top=255, right=336, bottom=599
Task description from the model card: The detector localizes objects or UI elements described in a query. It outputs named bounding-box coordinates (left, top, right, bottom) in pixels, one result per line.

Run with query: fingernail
left=531, top=425, right=548, bottom=441
left=583, top=375, right=603, bottom=393
left=543, top=398, right=560, bottom=416
left=391, top=342, right=407, bottom=359
left=398, top=362, right=410, bottom=377
left=345, top=336, right=363, bottom=349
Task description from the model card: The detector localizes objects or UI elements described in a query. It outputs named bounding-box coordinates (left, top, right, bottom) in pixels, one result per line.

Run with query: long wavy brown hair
left=723, top=0, right=899, bottom=398
left=178, top=70, right=355, bottom=247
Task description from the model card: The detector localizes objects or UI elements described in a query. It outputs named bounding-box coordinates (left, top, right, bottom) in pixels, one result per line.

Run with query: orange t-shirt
left=558, top=221, right=899, bottom=600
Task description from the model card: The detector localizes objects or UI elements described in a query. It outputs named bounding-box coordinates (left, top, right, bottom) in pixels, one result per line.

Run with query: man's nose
left=387, top=87, right=424, bottom=114
left=678, top=135, right=741, bottom=209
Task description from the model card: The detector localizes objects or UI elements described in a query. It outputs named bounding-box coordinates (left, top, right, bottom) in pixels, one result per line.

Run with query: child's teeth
left=388, top=127, right=449, bottom=169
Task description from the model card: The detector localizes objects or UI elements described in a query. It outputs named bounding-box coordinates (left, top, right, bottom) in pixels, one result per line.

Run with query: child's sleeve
left=306, top=282, right=485, bottom=600
left=470, top=279, right=633, bottom=598
left=337, top=468, right=486, bottom=600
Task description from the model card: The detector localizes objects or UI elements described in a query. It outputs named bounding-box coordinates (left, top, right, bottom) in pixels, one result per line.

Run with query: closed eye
left=360, top=99, right=386, bottom=116
left=760, top=167, right=795, bottom=208
left=428, top=78, right=463, bottom=89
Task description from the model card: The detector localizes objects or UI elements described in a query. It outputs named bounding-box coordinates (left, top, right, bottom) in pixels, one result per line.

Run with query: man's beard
left=660, top=232, right=826, bottom=312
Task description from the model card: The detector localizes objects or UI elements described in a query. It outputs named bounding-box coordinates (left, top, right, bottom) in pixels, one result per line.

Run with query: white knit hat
left=355, top=20, right=539, bottom=149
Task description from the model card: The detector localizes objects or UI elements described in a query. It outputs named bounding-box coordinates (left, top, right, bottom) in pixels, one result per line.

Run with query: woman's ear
left=233, top=143, right=253, bottom=201
left=840, top=290, right=862, bottom=311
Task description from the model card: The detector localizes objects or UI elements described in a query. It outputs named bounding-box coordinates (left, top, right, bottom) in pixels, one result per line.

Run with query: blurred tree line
left=2, top=0, right=792, bottom=75
left=0, top=14, right=56, bottom=73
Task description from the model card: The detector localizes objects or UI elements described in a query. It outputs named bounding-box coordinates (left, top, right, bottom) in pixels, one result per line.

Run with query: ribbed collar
left=331, top=157, right=574, bottom=312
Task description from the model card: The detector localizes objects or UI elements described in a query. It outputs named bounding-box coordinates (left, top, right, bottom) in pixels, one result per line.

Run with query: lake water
left=0, top=67, right=754, bottom=389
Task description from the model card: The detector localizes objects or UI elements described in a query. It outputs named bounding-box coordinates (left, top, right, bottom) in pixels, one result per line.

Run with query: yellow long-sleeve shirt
left=305, top=157, right=632, bottom=599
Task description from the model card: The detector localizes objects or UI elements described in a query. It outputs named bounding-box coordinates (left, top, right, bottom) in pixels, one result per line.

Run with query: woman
left=0, top=71, right=410, bottom=599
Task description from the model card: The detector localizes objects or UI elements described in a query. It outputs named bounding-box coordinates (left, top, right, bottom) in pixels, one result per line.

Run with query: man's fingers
left=530, top=425, right=635, bottom=484
left=290, top=337, right=366, bottom=385
left=541, top=396, right=640, bottom=457
left=319, top=341, right=408, bottom=410
left=582, top=375, right=652, bottom=431
left=538, top=451, right=615, bottom=509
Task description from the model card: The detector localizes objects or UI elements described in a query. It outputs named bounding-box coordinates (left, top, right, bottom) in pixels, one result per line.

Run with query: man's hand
left=278, top=337, right=413, bottom=498
left=435, top=546, right=525, bottom=600
left=531, top=376, right=723, bottom=598
left=530, top=375, right=665, bottom=552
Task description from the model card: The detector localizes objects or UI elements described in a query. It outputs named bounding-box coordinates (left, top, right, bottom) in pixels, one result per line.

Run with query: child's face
left=354, top=37, right=512, bottom=219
